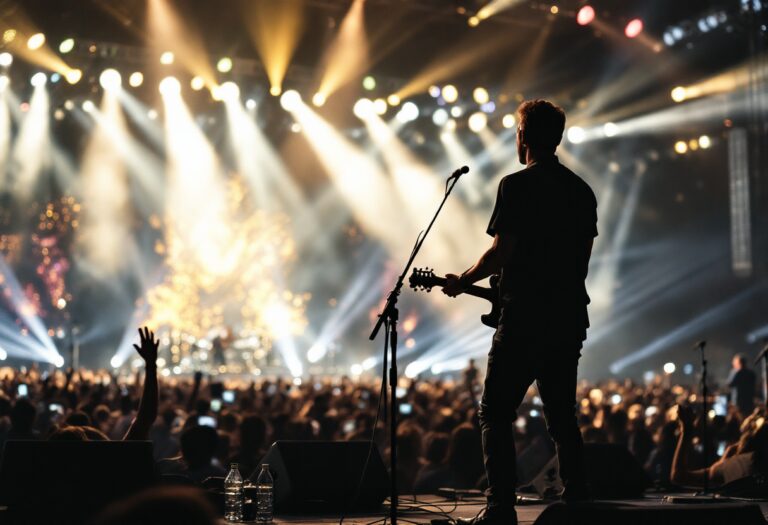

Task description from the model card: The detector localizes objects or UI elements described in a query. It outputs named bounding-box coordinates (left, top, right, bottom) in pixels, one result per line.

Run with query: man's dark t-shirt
left=487, top=156, right=597, bottom=342
left=727, top=367, right=756, bottom=415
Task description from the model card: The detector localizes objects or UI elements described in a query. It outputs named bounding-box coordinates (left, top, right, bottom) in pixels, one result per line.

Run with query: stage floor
left=241, top=494, right=768, bottom=525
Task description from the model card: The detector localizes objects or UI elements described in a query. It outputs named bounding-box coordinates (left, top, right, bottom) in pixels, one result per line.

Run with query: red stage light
left=625, top=18, right=643, bottom=38
left=576, top=5, right=595, bottom=26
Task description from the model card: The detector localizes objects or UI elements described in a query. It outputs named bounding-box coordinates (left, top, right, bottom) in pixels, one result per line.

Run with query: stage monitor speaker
left=260, top=440, right=389, bottom=513
left=533, top=500, right=767, bottom=525
left=0, top=440, right=155, bottom=525
left=530, top=443, right=650, bottom=499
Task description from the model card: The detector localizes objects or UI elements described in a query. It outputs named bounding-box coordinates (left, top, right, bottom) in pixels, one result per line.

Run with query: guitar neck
left=432, top=276, right=495, bottom=301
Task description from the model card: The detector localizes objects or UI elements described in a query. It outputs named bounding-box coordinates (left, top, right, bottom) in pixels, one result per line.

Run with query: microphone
left=448, top=165, right=469, bottom=181
left=692, top=340, right=706, bottom=351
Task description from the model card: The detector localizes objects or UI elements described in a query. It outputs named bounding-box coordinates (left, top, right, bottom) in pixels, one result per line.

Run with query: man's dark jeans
left=479, top=331, right=586, bottom=508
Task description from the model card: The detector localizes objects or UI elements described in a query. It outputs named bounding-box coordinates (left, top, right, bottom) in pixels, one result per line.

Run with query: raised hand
left=133, top=326, right=159, bottom=368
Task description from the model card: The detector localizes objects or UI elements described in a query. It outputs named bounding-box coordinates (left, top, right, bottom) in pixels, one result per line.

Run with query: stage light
left=160, top=51, right=174, bottom=65
left=280, top=89, right=302, bottom=111
left=576, top=5, right=595, bottom=26
left=128, top=72, right=144, bottom=87
left=59, top=38, right=75, bottom=54
left=697, top=19, right=710, bottom=33
left=270, top=85, right=282, bottom=96
left=217, top=57, right=233, bottom=73
left=387, top=94, right=401, bottom=106
left=550, top=5, right=559, bottom=15
left=99, top=68, right=122, bottom=90
left=0, top=75, right=8, bottom=90
left=214, top=81, right=240, bottom=102
left=190, top=76, right=205, bottom=91
left=671, top=86, right=687, bottom=102
left=362, top=75, right=376, bottom=91
left=50, top=73, right=60, bottom=83
left=82, top=100, right=95, bottom=113
left=468, top=16, right=480, bottom=27
left=473, top=87, right=489, bottom=104
left=663, top=362, right=676, bottom=374
left=445, top=118, right=457, bottom=132
left=698, top=135, right=711, bottom=149
left=312, top=92, right=326, bottom=107
left=30, top=72, right=47, bottom=87
left=245, top=98, right=257, bottom=110
left=27, top=33, right=46, bottom=50
left=674, top=140, right=688, bottom=154
left=625, top=18, right=643, bottom=39
left=450, top=106, right=463, bottom=118
left=468, top=111, right=487, bottom=132
left=502, top=114, right=516, bottom=128
left=396, top=101, right=419, bottom=123
left=353, top=98, right=374, bottom=119
left=603, top=122, right=619, bottom=137
left=147, top=109, right=158, bottom=120
left=0, top=347, right=6, bottom=361
left=350, top=363, right=363, bottom=376
left=53, top=355, right=64, bottom=368
left=442, top=84, right=458, bottom=103
left=159, top=76, right=181, bottom=96
left=0, top=52, right=12, bottom=67
left=373, top=98, right=387, bottom=115
left=432, top=108, right=449, bottom=126
left=688, top=139, right=698, bottom=151
left=290, top=122, right=301, bottom=133
left=428, top=85, right=441, bottom=98
left=663, top=31, right=675, bottom=46
left=567, top=126, right=585, bottom=143
left=2, top=29, right=15, bottom=44
left=65, top=69, right=82, bottom=84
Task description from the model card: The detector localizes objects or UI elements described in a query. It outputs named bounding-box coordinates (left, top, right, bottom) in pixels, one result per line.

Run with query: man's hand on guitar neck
left=443, top=273, right=470, bottom=297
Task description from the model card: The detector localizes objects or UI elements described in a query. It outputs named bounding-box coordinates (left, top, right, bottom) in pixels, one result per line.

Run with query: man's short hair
left=517, top=99, right=566, bottom=151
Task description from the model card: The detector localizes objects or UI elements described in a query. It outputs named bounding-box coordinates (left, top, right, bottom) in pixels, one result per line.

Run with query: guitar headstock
left=409, top=267, right=439, bottom=292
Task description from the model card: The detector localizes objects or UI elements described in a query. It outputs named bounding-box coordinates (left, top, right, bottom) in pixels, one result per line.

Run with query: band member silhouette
left=443, top=100, right=597, bottom=525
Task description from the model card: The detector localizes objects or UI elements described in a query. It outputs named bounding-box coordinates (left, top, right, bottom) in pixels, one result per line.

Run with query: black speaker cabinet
left=260, top=440, right=389, bottom=513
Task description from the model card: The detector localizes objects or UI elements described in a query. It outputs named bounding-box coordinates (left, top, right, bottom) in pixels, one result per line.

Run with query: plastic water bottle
left=255, top=463, right=274, bottom=522
left=224, top=463, right=244, bottom=522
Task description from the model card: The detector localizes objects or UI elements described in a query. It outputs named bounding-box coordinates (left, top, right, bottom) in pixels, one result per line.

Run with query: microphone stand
left=694, top=340, right=710, bottom=495
left=369, top=166, right=467, bottom=525
left=754, top=339, right=768, bottom=412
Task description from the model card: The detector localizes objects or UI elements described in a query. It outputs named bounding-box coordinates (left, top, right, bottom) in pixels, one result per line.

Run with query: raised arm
left=124, top=327, right=159, bottom=441
left=670, top=405, right=723, bottom=487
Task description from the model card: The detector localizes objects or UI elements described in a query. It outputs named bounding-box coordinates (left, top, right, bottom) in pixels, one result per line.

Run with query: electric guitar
left=408, top=268, right=500, bottom=328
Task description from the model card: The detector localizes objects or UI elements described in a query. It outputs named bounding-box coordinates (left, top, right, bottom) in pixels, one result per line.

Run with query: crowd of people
left=0, top=328, right=765, bottom=521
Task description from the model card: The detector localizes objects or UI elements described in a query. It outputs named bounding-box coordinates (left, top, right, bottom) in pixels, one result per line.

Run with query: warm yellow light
left=2, top=29, right=16, bottom=44
left=387, top=94, right=401, bottom=106
left=550, top=5, right=559, bottom=14
left=159, top=76, right=181, bottom=96
left=270, top=85, right=282, bottom=96
left=442, top=84, right=458, bottom=103
left=502, top=114, right=516, bottom=129
left=27, top=33, right=46, bottom=50
left=473, top=87, right=489, bottom=104
left=698, top=135, right=711, bottom=149
left=129, top=72, right=144, bottom=87
left=65, top=69, right=82, bottom=84
left=468, top=112, right=487, bottom=133
left=312, top=92, right=326, bottom=107
left=468, top=16, right=480, bottom=27
left=674, top=140, right=688, bottom=154
left=190, top=76, right=205, bottom=91
left=59, top=38, right=75, bottom=54
left=373, top=98, right=387, bottom=115
left=688, top=139, right=699, bottom=151
left=217, top=57, right=233, bottom=73
left=671, top=86, right=687, bottom=102
left=160, top=51, right=175, bottom=65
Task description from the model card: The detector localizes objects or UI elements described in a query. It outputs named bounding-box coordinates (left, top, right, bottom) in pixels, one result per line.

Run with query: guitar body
left=479, top=275, right=501, bottom=328
left=409, top=268, right=501, bottom=329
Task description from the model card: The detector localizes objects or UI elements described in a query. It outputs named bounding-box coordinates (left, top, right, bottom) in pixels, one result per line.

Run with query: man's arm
left=443, top=233, right=516, bottom=296
left=124, top=327, right=159, bottom=441
left=670, top=405, right=724, bottom=487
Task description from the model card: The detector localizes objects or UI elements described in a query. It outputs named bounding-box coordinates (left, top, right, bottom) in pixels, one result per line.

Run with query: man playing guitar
left=443, top=100, right=598, bottom=525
